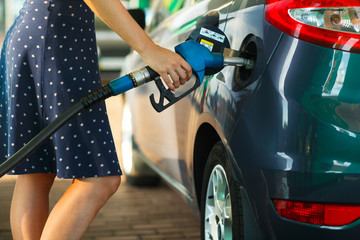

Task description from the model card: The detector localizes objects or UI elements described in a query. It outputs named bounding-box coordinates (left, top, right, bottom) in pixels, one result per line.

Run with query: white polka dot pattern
left=0, top=0, right=121, bottom=178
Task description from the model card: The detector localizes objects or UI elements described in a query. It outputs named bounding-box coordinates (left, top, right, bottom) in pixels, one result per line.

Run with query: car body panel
left=124, top=0, right=236, bottom=193
left=190, top=1, right=282, bottom=203
left=236, top=36, right=360, bottom=200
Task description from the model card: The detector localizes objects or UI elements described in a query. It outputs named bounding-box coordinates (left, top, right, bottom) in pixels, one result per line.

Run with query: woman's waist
left=21, top=0, right=92, bottom=16
left=20, top=0, right=94, bottom=24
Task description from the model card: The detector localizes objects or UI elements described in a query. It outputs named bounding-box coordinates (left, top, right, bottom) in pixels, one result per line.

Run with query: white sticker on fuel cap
left=200, top=39, right=214, bottom=51
left=200, top=28, right=226, bottom=43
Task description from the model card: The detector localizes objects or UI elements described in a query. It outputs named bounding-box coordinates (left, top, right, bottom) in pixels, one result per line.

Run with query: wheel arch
left=193, top=122, right=221, bottom=208
left=193, top=123, right=263, bottom=239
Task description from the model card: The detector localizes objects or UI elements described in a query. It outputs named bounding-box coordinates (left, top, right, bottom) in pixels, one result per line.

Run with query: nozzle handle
left=150, top=76, right=201, bottom=112
left=149, top=40, right=224, bottom=112
left=145, top=66, right=158, bottom=80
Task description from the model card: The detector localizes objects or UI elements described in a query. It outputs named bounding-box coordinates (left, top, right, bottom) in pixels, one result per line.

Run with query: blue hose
left=108, top=75, right=134, bottom=96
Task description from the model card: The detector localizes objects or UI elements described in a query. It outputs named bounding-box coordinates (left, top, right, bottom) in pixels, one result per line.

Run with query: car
left=120, top=0, right=360, bottom=239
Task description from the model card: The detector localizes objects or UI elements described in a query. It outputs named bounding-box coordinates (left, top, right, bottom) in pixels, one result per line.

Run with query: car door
left=126, top=0, right=234, bottom=188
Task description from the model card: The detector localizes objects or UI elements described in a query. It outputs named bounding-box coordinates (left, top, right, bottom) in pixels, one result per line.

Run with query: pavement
left=0, top=96, right=201, bottom=240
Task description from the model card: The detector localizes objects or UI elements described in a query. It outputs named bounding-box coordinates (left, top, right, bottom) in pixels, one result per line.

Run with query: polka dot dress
left=0, top=0, right=122, bottom=178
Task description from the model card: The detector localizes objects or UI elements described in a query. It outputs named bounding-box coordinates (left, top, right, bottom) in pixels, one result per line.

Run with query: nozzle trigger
left=149, top=76, right=201, bottom=112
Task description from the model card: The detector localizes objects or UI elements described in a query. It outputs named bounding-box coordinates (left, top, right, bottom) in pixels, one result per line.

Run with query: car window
left=0, top=0, right=4, bottom=34
left=232, top=0, right=266, bottom=9
left=247, top=0, right=266, bottom=6
left=148, top=0, right=185, bottom=31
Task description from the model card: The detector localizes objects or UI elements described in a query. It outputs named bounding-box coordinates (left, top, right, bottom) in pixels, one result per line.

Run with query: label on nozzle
left=200, top=39, right=214, bottom=51
left=186, top=26, right=230, bottom=75
left=200, top=27, right=226, bottom=43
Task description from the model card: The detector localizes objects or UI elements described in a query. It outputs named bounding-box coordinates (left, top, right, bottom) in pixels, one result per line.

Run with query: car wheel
left=121, top=98, right=159, bottom=186
left=200, top=142, right=244, bottom=240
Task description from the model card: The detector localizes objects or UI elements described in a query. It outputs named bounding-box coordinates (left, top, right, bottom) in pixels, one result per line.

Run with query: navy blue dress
left=0, top=0, right=122, bottom=178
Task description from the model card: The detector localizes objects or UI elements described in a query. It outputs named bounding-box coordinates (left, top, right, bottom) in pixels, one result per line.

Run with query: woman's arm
left=83, top=0, right=192, bottom=90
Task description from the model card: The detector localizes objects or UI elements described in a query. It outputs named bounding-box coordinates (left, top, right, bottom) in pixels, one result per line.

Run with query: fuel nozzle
left=148, top=40, right=255, bottom=112
left=107, top=28, right=255, bottom=112
left=128, top=66, right=157, bottom=87
left=107, top=66, right=157, bottom=96
left=124, top=48, right=255, bottom=90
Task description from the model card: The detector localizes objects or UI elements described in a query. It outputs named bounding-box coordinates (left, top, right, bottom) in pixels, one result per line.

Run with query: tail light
left=273, top=199, right=360, bottom=226
left=265, top=0, right=360, bottom=53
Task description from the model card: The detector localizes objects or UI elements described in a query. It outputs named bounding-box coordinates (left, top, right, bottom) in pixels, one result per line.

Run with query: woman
left=0, top=0, right=192, bottom=239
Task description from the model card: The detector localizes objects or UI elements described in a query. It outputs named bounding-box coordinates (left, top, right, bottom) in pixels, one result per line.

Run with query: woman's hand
left=140, top=44, right=192, bottom=91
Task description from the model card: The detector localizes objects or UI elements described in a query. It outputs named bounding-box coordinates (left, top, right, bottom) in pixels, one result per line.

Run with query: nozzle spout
left=223, top=57, right=255, bottom=70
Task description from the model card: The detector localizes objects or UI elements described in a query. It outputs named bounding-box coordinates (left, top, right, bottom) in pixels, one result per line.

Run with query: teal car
left=121, top=0, right=360, bottom=239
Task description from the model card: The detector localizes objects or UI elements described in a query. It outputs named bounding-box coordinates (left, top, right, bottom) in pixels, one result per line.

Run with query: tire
left=200, top=142, right=244, bottom=240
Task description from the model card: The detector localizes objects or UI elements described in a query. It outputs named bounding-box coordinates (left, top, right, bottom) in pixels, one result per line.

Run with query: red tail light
left=273, top=199, right=360, bottom=226
left=265, top=0, right=360, bottom=53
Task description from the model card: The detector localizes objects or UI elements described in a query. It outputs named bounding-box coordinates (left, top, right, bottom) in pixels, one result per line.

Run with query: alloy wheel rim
left=204, top=164, right=232, bottom=240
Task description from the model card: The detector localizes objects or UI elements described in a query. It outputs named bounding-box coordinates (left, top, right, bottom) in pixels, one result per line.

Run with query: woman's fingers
left=181, top=60, right=193, bottom=80
left=160, top=73, right=175, bottom=91
left=169, top=70, right=180, bottom=89
left=162, top=63, right=193, bottom=91
left=176, top=67, right=188, bottom=85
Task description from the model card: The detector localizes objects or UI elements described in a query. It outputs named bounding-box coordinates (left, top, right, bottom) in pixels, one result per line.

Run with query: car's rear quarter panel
left=229, top=24, right=360, bottom=239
